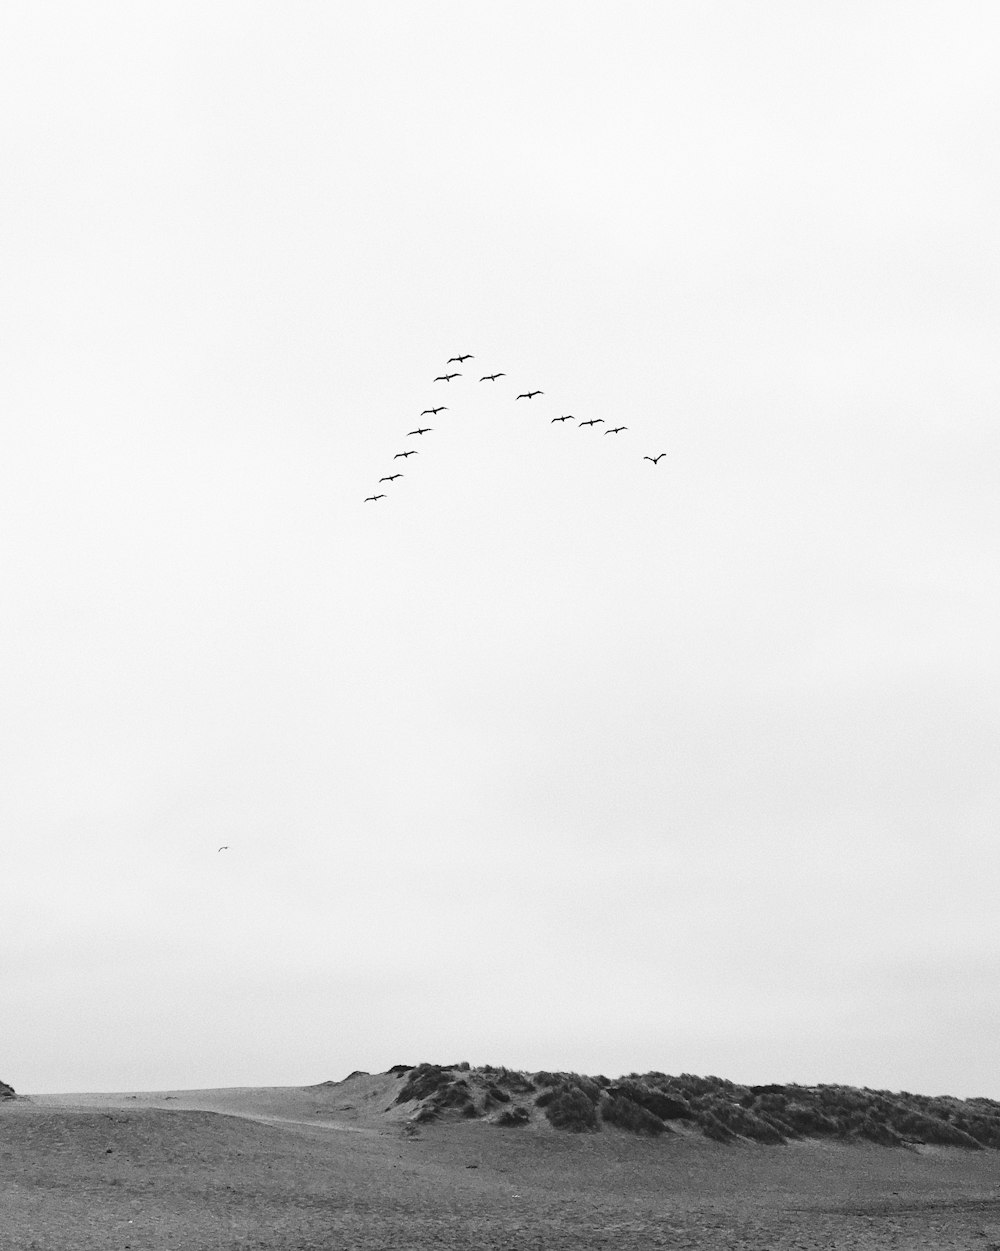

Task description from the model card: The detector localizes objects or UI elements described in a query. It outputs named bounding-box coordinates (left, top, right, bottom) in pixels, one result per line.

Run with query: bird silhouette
left=551, top=415, right=574, bottom=422
left=480, top=372, right=505, bottom=381
left=407, top=427, right=432, bottom=436
left=448, top=354, right=473, bottom=363
left=580, top=418, right=604, bottom=428
left=434, top=373, right=461, bottom=381
left=643, top=453, right=666, bottom=464
left=515, top=390, right=543, bottom=400
left=605, top=426, right=627, bottom=434
left=364, top=494, right=387, bottom=502
left=217, top=845, right=229, bottom=852
left=379, top=474, right=402, bottom=482
left=394, top=450, right=418, bottom=458
left=421, top=406, right=447, bottom=415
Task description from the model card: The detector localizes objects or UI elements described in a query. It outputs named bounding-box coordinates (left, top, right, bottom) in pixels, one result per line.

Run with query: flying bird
left=604, top=426, right=627, bottom=434
left=364, top=494, right=387, bottom=502
left=394, top=450, right=417, bottom=458
left=379, top=474, right=402, bottom=482
left=448, top=354, right=473, bottom=363
left=434, top=373, right=461, bottom=382
left=217, top=845, right=229, bottom=853
left=551, top=415, right=574, bottom=422
left=515, top=390, right=543, bottom=400
left=407, top=427, right=432, bottom=436
left=580, top=418, right=604, bottom=428
left=643, top=453, right=666, bottom=464
left=421, top=406, right=447, bottom=415
left=480, top=372, right=505, bottom=381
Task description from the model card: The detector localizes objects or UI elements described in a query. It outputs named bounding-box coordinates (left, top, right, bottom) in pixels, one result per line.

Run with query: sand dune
left=4, top=1068, right=1000, bottom=1249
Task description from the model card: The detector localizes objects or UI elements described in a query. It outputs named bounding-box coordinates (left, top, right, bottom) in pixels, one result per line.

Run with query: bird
left=480, top=372, right=505, bottom=381
left=379, top=474, right=402, bottom=482
left=643, top=453, right=666, bottom=464
left=580, top=418, right=604, bottom=428
left=421, top=406, right=447, bottom=415
left=448, top=354, right=473, bottom=363
left=604, top=426, right=627, bottom=435
left=434, top=373, right=461, bottom=381
left=364, top=494, right=386, bottom=502
left=394, top=450, right=418, bottom=458
left=515, top=390, right=543, bottom=399
left=217, top=845, right=229, bottom=852
left=407, top=427, right=432, bottom=436
left=551, top=415, right=574, bottom=422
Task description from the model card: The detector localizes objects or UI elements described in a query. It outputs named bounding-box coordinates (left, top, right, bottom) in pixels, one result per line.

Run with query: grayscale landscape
left=4, top=3, right=998, bottom=1248
left=5, top=1067, right=1000, bottom=1249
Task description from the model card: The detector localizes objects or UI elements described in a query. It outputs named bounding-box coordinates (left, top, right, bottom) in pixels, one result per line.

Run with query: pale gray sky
left=3, top=2, right=998, bottom=1096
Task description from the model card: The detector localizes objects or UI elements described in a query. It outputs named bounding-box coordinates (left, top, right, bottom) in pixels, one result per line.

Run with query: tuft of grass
left=493, top=1105, right=531, bottom=1127
left=544, top=1087, right=600, bottom=1132
left=601, top=1097, right=668, bottom=1136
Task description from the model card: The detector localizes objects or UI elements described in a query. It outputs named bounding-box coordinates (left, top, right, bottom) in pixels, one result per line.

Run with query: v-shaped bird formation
left=364, top=352, right=667, bottom=501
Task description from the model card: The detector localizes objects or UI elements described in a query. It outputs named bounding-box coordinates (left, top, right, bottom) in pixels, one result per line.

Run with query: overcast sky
left=3, top=2, right=998, bottom=1097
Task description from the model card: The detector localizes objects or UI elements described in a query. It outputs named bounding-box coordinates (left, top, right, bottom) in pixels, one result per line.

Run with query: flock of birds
left=364, top=354, right=666, bottom=501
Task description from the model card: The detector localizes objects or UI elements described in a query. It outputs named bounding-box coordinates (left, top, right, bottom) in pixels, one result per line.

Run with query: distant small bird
left=551, top=415, right=574, bottom=422
left=394, top=450, right=418, bottom=458
left=379, top=474, right=402, bottom=482
left=448, top=354, right=474, bottom=363
left=480, top=372, right=505, bottom=381
left=421, top=406, right=447, bottom=415
left=407, top=427, right=432, bottom=436
left=217, top=845, right=229, bottom=852
left=515, top=390, right=543, bottom=400
left=605, top=426, right=627, bottom=435
left=579, top=418, right=604, bottom=428
left=643, top=453, right=666, bottom=464
left=364, top=494, right=386, bottom=502
left=434, top=373, right=461, bottom=382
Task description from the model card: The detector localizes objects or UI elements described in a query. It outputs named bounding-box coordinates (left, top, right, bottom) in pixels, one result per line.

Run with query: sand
left=3, top=1074, right=1000, bottom=1249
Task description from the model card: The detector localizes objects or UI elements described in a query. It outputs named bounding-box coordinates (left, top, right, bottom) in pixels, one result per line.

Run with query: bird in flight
left=379, top=474, right=402, bottom=482
left=515, top=390, right=543, bottom=400
left=421, top=406, right=447, bottom=415
left=217, top=845, right=229, bottom=853
left=407, top=427, right=432, bottom=436
left=605, top=426, right=627, bottom=435
left=480, top=372, right=505, bottom=381
left=580, top=418, right=604, bottom=428
left=643, top=453, right=666, bottom=464
left=551, top=415, right=574, bottom=423
left=394, top=450, right=417, bottom=459
left=364, top=494, right=387, bottom=502
left=448, top=354, right=473, bottom=363
left=434, top=373, right=461, bottom=382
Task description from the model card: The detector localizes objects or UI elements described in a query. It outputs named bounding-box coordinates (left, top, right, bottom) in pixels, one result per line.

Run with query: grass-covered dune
left=395, top=1063, right=1000, bottom=1148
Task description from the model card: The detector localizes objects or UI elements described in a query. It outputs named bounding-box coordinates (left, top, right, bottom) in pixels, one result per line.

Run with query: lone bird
left=643, top=453, right=666, bottom=464
left=480, top=372, right=505, bottom=381
left=515, top=390, right=543, bottom=400
left=580, top=418, right=604, bottom=428
left=364, top=494, right=386, bottom=502
left=551, top=415, right=574, bottom=422
left=379, top=474, right=402, bottom=482
left=448, top=354, right=474, bottom=363
left=421, top=406, right=447, bottom=415
left=217, top=845, right=229, bottom=853
left=394, top=450, right=418, bottom=458
left=407, top=427, right=432, bottom=436
left=434, top=373, right=461, bottom=382
left=605, top=426, right=627, bottom=435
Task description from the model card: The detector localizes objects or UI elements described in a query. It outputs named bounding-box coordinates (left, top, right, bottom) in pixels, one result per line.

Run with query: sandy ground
left=4, top=1075, right=1000, bottom=1249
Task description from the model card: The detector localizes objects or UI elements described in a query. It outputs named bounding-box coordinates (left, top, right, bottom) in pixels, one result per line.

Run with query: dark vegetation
left=388, top=1064, right=1000, bottom=1148
left=0, top=1079, right=14, bottom=1100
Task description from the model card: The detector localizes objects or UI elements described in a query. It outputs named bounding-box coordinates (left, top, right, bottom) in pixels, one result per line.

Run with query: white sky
left=2, top=2, right=998, bottom=1097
